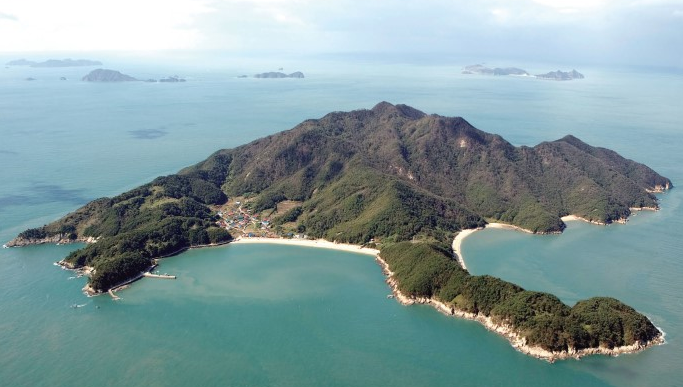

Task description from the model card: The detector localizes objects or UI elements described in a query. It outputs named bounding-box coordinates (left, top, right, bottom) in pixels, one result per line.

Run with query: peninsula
left=7, top=102, right=670, bottom=361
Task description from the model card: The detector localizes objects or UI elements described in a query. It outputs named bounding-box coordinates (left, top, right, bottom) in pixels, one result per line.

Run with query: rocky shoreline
left=375, top=255, right=665, bottom=362
left=4, top=234, right=97, bottom=248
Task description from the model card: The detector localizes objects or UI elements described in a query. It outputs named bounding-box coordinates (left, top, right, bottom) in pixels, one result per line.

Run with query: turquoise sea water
left=0, top=55, right=681, bottom=386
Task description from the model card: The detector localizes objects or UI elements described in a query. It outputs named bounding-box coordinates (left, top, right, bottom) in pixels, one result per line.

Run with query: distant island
left=6, top=103, right=669, bottom=361
left=159, top=75, right=186, bottom=83
left=463, top=64, right=584, bottom=81
left=536, top=69, right=585, bottom=80
left=82, top=69, right=138, bottom=82
left=82, top=69, right=187, bottom=83
left=254, top=71, right=305, bottom=78
left=7, top=58, right=102, bottom=67
left=462, top=64, right=530, bottom=76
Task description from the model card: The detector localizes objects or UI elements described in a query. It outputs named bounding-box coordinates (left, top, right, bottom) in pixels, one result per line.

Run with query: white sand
left=452, top=229, right=481, bottom=271
left=560, top=215, right=583, bottom=222
left=231, top=237, right=380, bottom=256
left=486, top=222, right=534, bottom=233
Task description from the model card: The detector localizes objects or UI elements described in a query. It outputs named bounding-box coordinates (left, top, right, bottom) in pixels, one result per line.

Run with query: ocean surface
left=0, top=54, right=681, bottom=386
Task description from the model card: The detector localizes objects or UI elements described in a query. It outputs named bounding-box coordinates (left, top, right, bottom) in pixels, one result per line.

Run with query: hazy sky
left=0, top=0, right=681, bottom=66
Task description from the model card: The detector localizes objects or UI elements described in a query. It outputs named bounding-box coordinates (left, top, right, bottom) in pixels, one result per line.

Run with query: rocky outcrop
left=82, top=69, right=138, bottom=82
left=5, top=235, right=97, bottom=247
left=647, top=182, right=672, bottom=193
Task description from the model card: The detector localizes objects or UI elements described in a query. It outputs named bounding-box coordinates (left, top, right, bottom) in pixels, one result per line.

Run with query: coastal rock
left=5, top=234, right=96, bottom=247
left=82, top=69, right=138, bottom=82
left=535, top=69, right=584, bottom=80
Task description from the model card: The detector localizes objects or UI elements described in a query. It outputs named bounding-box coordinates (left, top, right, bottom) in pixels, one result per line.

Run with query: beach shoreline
left=454, top=209, right=662, bottom=270
left=231, top=237, right=380, bottom=256
left=452, top=229, right=482, bottom=271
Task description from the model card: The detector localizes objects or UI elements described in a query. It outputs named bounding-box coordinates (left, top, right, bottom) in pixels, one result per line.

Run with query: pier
left=143, top=272, right=176, bottom=279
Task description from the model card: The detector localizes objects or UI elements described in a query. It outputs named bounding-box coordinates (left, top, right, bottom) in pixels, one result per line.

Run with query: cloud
left=0, top=0, right=213, bottom=51
left=0, top=0, right=680, bottom=67
left=0, top=12, right=18, bottom=21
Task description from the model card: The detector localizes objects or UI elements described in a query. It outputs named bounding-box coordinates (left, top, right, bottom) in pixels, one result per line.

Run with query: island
left=159, top=75, right=186, bottom=83
left=536, top=69, right=585, bottom=80
left=463, top=64, right=585, bottom=80
left=7, top=102, right=669, bottom=361
left=7, top=59, right=37, bottom=66
left=254, top=71, right=305, bottom=78
left=462, top=64, right=529, bottom=76
left=7, top=58, right=102, bottom=67
left=82, top=69, right=138, bottom=82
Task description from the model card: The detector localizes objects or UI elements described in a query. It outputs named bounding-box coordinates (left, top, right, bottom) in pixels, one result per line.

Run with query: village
left=214, top=197, right=305, bottom=240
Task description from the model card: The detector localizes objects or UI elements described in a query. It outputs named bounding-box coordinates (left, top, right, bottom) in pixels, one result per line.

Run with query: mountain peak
left=371, top=101, right=426, bottom=120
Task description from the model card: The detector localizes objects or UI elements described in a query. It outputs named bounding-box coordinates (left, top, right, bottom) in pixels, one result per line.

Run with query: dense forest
left=380, top=241, right=662, bottom=352
left=10, top=102, right=671, bottom=306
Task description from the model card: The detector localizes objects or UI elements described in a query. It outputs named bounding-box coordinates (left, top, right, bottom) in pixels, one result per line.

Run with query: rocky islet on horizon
left=463, top=64, right=584, bottom=80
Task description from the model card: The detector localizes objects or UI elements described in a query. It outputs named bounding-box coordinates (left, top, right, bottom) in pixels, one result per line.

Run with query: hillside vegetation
left=380, top=242, right=662, bottom=352
left=12, top=102, right=671, bottom=296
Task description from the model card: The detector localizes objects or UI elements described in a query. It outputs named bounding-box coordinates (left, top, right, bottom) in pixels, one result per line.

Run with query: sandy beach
left=232, top=237, right=380, bottom=256
left=451, top=229, right=482, bottom=271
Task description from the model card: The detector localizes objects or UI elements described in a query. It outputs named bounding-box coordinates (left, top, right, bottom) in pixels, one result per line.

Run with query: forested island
left=82, top=69, right=138, bottom=82
left=8, top=102, right=669, bottom=360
